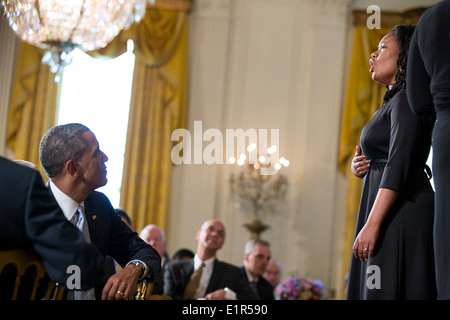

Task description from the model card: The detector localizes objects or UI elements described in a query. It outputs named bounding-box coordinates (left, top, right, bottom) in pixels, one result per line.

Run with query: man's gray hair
left=39, top=123, right=90, bottom=178
left=139, top=224, right=166, bottom=242
left=244, top=238, right=270, bottom=255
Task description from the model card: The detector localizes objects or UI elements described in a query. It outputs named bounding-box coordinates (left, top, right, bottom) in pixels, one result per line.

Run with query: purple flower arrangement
left=275, top=274, right=325, bottom=300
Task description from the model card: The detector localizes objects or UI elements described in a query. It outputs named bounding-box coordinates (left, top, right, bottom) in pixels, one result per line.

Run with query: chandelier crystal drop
left=1, top=0, right=147, bottom=76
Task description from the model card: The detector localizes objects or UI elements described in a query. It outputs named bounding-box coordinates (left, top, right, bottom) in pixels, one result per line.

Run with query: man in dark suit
left=139, top=224, right=170, bottom=294
left=0, top=156, right=105, bottom=291
left=164, top=219, right=258, bottom=300
left=242, top=238, right=274, bottom=300
left=39, top=123, right=161, bottom=300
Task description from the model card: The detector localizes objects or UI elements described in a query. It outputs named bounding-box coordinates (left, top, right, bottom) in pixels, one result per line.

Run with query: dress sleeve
left=379, top=92, right=421, bottom=191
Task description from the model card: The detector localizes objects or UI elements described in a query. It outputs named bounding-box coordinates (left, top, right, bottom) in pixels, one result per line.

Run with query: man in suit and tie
left=39, top=123, right=161, bottom=300
left=139, top=224, right=170, bottom=294
left=242, top=238, right=274, bottom=300
left=0, top=155, right=105, bottom=294
left=164, top=219, right=258, bottom=300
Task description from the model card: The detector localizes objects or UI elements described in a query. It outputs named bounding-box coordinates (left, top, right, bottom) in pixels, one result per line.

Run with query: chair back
left=0, top=250, right=64, bottom=300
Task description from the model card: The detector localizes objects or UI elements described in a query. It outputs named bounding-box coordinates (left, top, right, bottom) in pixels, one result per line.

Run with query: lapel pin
left=92, top=215, right=97, bottom=220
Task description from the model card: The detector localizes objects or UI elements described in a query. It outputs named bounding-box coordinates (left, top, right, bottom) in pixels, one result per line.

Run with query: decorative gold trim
left=352, top=7, right=428, bottom=26
left=147, top=0, right=192, bottom=11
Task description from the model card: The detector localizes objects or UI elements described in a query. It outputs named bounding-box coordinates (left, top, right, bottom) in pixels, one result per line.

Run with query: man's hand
left=101, top=263, right=142, bottom=300
left=204, top=288, right=227, bottom=300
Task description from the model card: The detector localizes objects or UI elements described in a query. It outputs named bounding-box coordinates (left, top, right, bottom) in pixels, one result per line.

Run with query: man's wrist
left=126, top=260, right=150, bottom=281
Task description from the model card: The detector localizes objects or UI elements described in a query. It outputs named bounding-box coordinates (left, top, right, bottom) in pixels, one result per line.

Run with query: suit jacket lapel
left=83, top=199, right=100, bottom=247
left=183, top=260, right=195, bottom=283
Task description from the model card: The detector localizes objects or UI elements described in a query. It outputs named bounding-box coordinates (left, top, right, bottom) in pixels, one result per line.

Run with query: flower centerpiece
left=275, top=274, right=325, bottom=300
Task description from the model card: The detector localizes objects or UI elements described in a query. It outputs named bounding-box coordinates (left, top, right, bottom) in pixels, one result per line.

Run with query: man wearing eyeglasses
left=163, top=219, right=258, bottom=300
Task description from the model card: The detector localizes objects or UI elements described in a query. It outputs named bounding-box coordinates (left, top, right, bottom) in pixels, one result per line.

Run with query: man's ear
left=66, top=160, right=78, bottom=176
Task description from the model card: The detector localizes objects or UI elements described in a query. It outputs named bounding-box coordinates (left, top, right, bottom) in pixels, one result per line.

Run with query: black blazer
left=241, top=266, right=274, bottom=300
left=0, top=156, right=104, bottom=290
left=164, top=258, right=259, bottom=300
left=47, top=185, right=161, bottom=297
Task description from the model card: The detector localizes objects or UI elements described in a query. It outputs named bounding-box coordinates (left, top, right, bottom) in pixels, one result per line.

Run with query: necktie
left=72, top=205, right=91, bottom=242
left=250, top=280, right=259, bottom=297
left=71, top=205, right=95, bottom=300
left=183, top=262, right=205, bottom=299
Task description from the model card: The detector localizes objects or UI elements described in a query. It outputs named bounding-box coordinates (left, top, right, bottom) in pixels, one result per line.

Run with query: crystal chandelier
left=1, top=0, right=149, bottom=77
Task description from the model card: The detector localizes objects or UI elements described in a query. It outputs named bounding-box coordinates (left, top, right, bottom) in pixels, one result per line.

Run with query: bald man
left=163, top=220, right=258, bottom=300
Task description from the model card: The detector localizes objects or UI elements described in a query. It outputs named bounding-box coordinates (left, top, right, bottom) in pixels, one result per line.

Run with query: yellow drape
left=6, top=42, right=60, bottom=178
left=119, top=9, right=188, bottom=233
left=337, top=25, right=390, bottom=300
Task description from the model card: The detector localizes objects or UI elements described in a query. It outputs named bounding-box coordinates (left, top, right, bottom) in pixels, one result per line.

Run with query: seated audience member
left=242, top=239, right=274, bottom=300
left=172, top=248, right=195, bottom=262
left=263, top=258, right=282, bottom=289
left=164, top=219, right=258, bottom=300
left=0, top=156, right=105, bottom=295
left=139, top=224, right=170, bottom=294
left=13, top=159, right=36, bottom=169
left=115, top=207, right=133, bottom=230
left=39, top=123, right=161, bottom=300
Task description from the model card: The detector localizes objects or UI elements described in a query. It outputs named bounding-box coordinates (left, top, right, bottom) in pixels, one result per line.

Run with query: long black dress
left=406, top=0, right=450, bottom=300
left=346, top=90, right=436, bottom=300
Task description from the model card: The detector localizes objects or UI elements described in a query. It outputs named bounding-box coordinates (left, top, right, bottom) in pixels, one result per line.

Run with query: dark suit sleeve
left=407, top=3, right=450, bottom=115
left=25, top=170, right=105, bottom=290
left=257, top=277, right=275, bottom=300
left=231, top=267, right=260, bottom=300
left=406, top=21, right=434, bottom=115
left=163, top=260, right=192, bottom=300
left=99, top=194, right=161, bottom=279
left=208, top=262, right=259, bottom=300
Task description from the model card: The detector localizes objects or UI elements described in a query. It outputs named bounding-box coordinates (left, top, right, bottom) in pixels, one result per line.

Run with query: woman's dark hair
left=382, top=24, right=416, bottom=105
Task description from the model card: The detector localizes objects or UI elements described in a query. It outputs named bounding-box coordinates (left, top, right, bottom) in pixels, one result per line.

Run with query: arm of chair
left=135, top=278, right=154, bottom=300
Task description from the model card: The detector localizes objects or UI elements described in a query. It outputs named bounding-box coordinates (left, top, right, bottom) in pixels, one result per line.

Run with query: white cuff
left=126, top=259, right=149, bottom=281
left=224, top=287, right=237, bottom=300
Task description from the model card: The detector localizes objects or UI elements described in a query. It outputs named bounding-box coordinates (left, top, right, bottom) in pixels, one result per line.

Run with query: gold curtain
left=6, top=42, right=60, bottom=178
left=119, top=8, right=188, bottom=233
left=338, top=8, right=427, bottom=300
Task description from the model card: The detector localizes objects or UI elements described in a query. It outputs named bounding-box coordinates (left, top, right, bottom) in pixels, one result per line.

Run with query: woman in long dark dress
left=346, top=25, right=436, bottom=300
